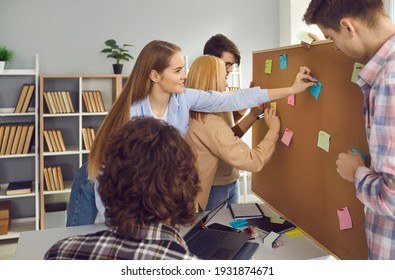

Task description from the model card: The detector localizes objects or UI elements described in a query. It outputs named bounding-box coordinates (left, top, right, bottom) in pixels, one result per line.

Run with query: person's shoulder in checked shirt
left=44, top=223, right=198, bottom=260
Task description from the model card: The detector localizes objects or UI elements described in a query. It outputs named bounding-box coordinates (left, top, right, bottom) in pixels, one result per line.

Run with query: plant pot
left=0, top=61, right=5, bottom=73
left=112, top=64, right=123, bottom=74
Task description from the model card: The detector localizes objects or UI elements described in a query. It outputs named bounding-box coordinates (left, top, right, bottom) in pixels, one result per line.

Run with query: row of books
left=0, top=123, right=34, bottom=155
left=43, top=91, right=75, bottom=114
left=82, top=127, right=96, bottom=150
left=43, top=165, right=65, bottom=191
left=43, top=129, right=66, bottom=152
left=14, top=84, right=35, bottom=113
left=82, top=90, right=106, bottom=113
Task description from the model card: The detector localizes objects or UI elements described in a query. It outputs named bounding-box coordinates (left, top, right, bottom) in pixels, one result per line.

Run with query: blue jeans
left=66, top=162, right=97, bottom=226
left=205, top=180, right=240, bottom=211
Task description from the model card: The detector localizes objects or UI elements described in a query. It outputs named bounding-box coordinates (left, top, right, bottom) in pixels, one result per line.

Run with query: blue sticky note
left=352, top=148, right=367, bottom=162
left=310, top=78, right=322, bottom=100
left=280, top=54, right=287, bottom=70
left=229, top=219, right=248, bottom=229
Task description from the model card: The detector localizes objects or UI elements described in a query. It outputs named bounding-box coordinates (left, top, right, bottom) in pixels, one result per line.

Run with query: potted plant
left=100, top=39, right=134, bottom=74
left=0, top=46, right=14, bottom=72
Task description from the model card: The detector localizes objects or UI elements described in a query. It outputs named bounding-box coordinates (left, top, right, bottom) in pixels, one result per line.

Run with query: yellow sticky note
left=284, top=228, right=304, bottom=237
left=270, top=102, right=276, bottom=110
left=265, top=59, right=273, bottom=74
left=351, top=62, right=364, bottom=84
left=317, top=130, right=331, bottom=152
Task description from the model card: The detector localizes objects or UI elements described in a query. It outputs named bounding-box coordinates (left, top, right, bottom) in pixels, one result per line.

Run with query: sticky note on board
left=351, top=62, right=364, bottom=84
left=270, top=102, right=277, bottom=110
left=297, top=30, right=314, bottom=44
left=281, top=128, right=293, bottom=146
left=310, top=79, right=322, bottom=100
left=337, top=207, right=353, bottom=230
left=265, top=60, right=273, bottom=74
left=280, top=54, right=287, bottom=70
left=288, top=95, right=295, bottom=106
left=317, top=130, right=331, bottom=152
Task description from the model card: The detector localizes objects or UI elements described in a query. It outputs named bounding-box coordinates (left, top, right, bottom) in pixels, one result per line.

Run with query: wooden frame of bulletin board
left=251, top=41, right=369, bottom=259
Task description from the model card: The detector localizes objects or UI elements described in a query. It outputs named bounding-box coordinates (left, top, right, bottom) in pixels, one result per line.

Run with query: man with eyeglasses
left=202, top=34, right=265, bottom=210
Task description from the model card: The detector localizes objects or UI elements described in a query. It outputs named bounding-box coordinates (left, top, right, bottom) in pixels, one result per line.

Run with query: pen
left=256, top=113, right=265, bottom=120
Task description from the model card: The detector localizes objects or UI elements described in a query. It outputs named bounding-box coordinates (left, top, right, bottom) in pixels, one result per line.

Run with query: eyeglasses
left=225, top=62, right=238, bottom=70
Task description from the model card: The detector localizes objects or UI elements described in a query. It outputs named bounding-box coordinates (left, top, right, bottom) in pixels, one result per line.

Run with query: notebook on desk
left=183, top=196, right=251, bottom=260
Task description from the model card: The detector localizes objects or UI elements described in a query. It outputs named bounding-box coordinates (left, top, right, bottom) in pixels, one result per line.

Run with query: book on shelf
left=44, top=165, right=64, bottom=191
left=81, top=128, right=90, bottom=150
left=88, top=91, right=98, bottom=112
left=56, top=166, right=65, bottom=190
left=53, top=91, right=62, bottom=113
left=10, top=124, right=22, bottom=154
left=20, top=84, right=35, bottom=113
left=229, top=203, right=264, bottom=219
left=5, top=124, right=17, bottom=155
left=61, top=91, right=71, bottom=113
left=82, top=91, right=92, bottom=112
left=95, top=91, right=106, bottom=112
left=0, top=125, right=4, bottom=150
left=14, top=84, right=30, bottom=113
left=22, top=124, right=34, bottom=154
left=43, top=91, right=55, bottom=114
left=0, top=125, right=11, bottom=155
left=43, top=130, right=54, bottom=152
left=43, top=167, right=52, bottom=191
left=48, top=129, right=60, bottom=152
left=6, top=180, right=33, bottom=196
left=56, top=129, right=66, bottom=152
left=16, top=124, right=29, bottom=154
left=65, top=91, right=75, bottom=112
left=89, top=128, right=96, bottom=147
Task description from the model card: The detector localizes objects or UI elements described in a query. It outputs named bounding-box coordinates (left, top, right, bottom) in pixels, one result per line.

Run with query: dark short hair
left=303, top=0, right=386, bottom=31
left=203, top=34, right=241, bottom=66
left=98, top=117, right=201, bottom=239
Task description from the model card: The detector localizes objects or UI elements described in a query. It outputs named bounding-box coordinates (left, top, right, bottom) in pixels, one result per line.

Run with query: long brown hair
left=88, top=40, right=182, bottom=179
left=186, top=55, right=226, bottom=123
left=97, top=117, right=201, bottom=239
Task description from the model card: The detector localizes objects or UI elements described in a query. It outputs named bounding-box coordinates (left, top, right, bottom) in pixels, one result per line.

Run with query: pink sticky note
left=288, top=95, right=295, bottom=106
left=337, top=207, right=353, bottom=230
left=281, top=128, right=293, bottom=146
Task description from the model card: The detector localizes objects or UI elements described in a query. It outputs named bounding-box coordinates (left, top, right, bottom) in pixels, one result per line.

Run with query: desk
left=14, top=204, right=333, bottom=260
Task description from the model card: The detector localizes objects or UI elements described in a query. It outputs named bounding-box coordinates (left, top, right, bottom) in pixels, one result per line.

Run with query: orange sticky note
left=281, top=128, right=293, bottom=146
left=337, top=207, right=353, bottom=230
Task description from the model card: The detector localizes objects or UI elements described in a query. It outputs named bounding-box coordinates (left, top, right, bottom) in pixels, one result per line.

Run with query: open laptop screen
left=183, top=195, right=233, bottom=241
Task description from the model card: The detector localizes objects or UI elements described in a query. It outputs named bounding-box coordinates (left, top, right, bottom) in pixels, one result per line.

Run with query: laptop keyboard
left=188, top=230, right=225, bottom=258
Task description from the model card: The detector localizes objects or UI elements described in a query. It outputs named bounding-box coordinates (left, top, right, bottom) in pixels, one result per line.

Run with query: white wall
left=279, top=0, right=324, bottom=46
left=0, top=0, right=280, bottom=89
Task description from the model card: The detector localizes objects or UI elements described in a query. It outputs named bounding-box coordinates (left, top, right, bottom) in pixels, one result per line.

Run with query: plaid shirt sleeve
left=355, top=67, right=395, bottom=221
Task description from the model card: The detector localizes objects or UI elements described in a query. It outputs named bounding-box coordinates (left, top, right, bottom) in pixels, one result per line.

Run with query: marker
left=256, top=113, right=265, bottom=120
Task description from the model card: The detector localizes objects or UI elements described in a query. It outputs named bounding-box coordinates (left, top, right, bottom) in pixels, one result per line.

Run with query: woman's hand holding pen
left=290, top=66, right=317, bottom=95
left=264, top=108, right=280, bottom=134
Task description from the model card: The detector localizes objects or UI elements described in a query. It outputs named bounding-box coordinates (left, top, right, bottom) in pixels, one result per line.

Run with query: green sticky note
left=265, top=59, right=273, bottom=74
left=297, top=30, right=314, bottom=44
left=270, top=217, right=286, bottom=224
left=351, top=62, right=364, bottom=84
left=317, top=130, right=331, bottom=152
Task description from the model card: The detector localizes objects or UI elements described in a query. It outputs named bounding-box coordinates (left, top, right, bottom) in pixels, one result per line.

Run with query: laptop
left=183, top=196, right=251, bottom=260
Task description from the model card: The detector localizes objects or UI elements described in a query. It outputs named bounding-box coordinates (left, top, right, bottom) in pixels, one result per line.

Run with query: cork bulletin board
left=251, top=41, right=368, bottom=259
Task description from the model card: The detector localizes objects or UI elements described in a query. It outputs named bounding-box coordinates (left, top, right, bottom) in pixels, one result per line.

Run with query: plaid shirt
left=44, top=223, right=198, bottom=260
left=356, top=35, right=395, bottom=260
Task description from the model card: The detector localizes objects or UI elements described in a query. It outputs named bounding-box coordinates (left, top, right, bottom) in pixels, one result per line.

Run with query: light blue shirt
left=95, top=87, right=270, bottom=221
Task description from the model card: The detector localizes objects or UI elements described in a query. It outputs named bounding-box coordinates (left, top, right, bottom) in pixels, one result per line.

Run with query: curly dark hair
left=97, top=117, right=201, bottom=239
